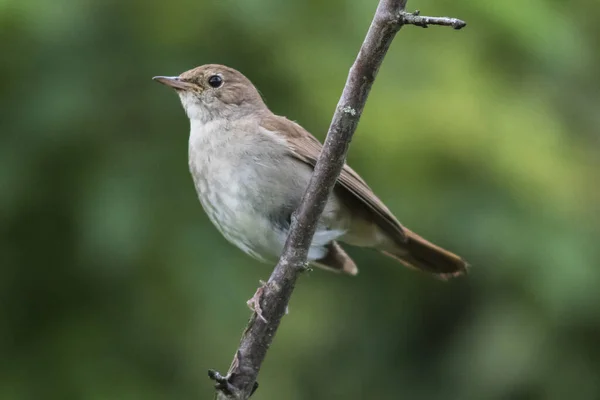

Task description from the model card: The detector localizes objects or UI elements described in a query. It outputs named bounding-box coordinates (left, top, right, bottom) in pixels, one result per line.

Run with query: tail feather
left=382, top=229, right=468, bottom=279
left=313, top=241, right=359, bottom=276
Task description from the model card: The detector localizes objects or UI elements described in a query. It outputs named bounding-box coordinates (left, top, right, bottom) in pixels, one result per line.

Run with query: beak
left=152, top=76, right=196, bottom=91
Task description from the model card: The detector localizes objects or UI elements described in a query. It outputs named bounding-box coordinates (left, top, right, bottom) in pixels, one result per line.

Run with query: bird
left=153, top=64, right=468, bottom=280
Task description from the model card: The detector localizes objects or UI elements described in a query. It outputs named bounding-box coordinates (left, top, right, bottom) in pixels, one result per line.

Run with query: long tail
left=382, top=229, right=468, bottom=279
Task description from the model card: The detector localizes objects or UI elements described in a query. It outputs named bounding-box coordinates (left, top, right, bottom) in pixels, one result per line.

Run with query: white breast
left=187, top=117, right=347, bottom=262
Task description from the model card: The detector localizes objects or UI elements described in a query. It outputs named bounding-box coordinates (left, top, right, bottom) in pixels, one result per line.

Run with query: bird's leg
left=247, top=280, right=268, bottom=323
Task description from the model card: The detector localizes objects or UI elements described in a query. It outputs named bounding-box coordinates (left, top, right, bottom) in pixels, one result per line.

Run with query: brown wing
left=260, top=113, right=407, bottom=245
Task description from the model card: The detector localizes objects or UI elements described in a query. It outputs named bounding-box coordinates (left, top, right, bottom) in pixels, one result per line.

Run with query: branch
left=210, top=1, right=466, bottom=398
left=401, top=10, right=466, bottom=29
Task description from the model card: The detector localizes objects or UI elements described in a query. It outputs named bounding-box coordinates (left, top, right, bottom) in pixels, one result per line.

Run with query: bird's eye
left=208, top=75, right=223, bottom=88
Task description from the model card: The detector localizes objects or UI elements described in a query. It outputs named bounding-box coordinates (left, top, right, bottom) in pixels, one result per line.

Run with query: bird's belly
left=192, top=167, right=284, bottom=261
left=188, top=134, right=349, bottom=262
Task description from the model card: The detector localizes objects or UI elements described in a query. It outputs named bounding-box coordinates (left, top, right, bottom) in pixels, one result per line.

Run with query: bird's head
left=153, top=64, right=266, bottom=122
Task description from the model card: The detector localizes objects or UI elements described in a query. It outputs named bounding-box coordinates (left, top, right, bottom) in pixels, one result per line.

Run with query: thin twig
left=400, top=10, right=467, bottom=30
left=209, top=1, right=465, bottom=398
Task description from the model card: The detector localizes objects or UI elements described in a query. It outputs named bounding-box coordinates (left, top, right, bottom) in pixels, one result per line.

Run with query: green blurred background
left=2, top=0, right=600, bottom=398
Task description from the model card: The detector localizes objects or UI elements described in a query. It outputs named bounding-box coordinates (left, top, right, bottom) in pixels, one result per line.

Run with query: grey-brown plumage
left=153, top=64, right=468, bottom=279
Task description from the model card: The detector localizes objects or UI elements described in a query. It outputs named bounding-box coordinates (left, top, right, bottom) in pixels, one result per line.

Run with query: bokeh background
left=2, top=0, right=600, bottom=398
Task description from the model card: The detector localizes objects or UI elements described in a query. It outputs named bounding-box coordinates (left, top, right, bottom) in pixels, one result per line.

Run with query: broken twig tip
left=208, top=369, right=235, bottom=395
left=453, top=20, right=467, bottom=30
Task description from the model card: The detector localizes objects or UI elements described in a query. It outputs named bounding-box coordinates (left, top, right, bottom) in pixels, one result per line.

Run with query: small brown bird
left=154, top=64, right=468, bottom=279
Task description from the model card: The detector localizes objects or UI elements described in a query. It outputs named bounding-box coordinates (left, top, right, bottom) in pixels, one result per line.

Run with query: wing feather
left=260, top=113, right=407, bottom=244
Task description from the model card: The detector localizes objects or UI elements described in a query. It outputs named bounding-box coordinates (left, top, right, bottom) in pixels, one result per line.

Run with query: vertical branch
left=210, top=1, right=466, bottom=398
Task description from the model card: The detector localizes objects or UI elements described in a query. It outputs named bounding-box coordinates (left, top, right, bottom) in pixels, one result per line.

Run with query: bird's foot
left=247, top=280, right=268, bottom=323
